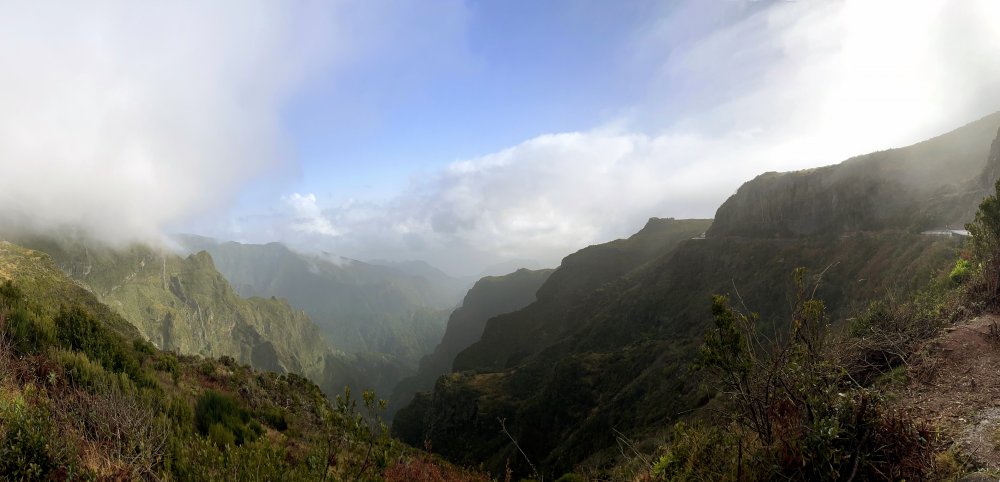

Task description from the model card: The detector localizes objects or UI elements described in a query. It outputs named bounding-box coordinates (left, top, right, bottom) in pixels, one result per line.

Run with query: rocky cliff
left=709, top=113, right=1000, bottom=237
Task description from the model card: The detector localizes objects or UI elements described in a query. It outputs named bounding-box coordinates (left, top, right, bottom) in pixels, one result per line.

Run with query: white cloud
left=284, top=193, right=340, bottom=237
left=263, top=0, right=1000, bottom=275
left=0, top=1, right=340, bottom=245
left=0, top=1, right=470, bottom=247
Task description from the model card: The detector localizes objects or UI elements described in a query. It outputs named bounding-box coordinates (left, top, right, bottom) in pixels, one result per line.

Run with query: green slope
left=0, top=240, right=487, bottom=480
left=9, top=236, right=365, bottom=397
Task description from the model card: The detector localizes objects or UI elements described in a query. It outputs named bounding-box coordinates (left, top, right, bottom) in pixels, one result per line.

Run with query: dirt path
left=902, top=314, right=1000, bottom=467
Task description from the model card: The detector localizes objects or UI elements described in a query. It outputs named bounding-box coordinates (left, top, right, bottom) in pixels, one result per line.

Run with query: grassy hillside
left=0, top=240, right=491, bottom=480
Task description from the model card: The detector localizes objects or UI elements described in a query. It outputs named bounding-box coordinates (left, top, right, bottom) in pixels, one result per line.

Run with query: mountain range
left=391, top=112, right=1000, bottom=476
left=3, top=112, right=1000, bottom=479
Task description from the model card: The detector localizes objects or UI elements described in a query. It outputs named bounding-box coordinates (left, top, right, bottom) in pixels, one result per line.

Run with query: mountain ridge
left=392, top=114, right=1000, bottom=477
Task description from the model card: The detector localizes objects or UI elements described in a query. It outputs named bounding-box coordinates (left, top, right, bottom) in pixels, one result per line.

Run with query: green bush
left=0, top=393, right=87, bottom=479
left=5, top=306, right=55, bottom=355
left=949, top=258, right=972, bottom=285
left=652, top=422, right=737, bottom=481
left=688, top=269, right=935, bottom=480
left=50, top=348, right=109, bottom=389
left=967, top=178, right=1000, bottom=304
left=154, top=353, right=181, bottom=383
left=54, top=305, right=153, bottom=388
left=194, top=390, right=262, bottom=447
left=258, top=406, right=289, bottom=432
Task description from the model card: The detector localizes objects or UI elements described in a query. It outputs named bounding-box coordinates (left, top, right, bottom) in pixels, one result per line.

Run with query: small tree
left=691, top=268, right=933, bottom=480
left=967, top=178, right=1000, bottom=305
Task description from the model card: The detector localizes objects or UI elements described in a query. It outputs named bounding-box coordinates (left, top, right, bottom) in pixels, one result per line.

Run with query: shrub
left=950, top=258, right=972, bottom=285
left=154, top=353, right=180, bottom=384
left=194, top=390, right=262, bottom=447
left=652, top=422, right=738, bottom=481
left=967, top=178, right=1000, bottom=305
left=0, top=390, right=87, bottom=479
left=51, top=348, right=109, bottom=389
left=258, top=406, right=289, bottom=432
left=0, top=399, right=57, bottom=478
left=688, top=269, right=935, bottom=480
left=5, top=304, right=55, bottom=355
left=54, top=305, right=152, bottom=387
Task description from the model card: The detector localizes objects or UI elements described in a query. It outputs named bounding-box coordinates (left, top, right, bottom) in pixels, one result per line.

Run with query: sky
left=1, top=0, right=1000, bottom=276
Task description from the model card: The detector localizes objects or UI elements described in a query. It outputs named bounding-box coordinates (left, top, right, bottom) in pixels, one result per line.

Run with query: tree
left=967, top=178, right=1000, bottom=305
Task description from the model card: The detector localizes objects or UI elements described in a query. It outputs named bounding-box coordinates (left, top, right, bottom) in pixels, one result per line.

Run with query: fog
left=0, top=1, right=334, bottom=246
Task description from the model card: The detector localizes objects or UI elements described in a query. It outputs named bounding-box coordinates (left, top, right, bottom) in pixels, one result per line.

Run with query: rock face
left=451, top=217, right=713, bottom=372
left=709, top=113, right=1000, bottom=238
left=388, top=267, right=553, bottom=417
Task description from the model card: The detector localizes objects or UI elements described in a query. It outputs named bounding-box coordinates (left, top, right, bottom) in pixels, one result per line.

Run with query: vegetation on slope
left=10, top=236, right=368, bottom=398
left=0, top=241, right=491, bottom=480
left=396, top=119, right=1000, bottom=479
left=640, top=173, right=1000, bottom=482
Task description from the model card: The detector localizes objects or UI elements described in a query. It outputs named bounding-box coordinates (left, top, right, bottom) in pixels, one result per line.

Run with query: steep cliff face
left=396, top=230, right=959, bottom=477
left=709, top=113, right=1000, bottom=237
left=388, top=267, right=552, bottom=417
left=11, top=236, right=361, bottom=396
left=451, top=218, right=712, bottom=372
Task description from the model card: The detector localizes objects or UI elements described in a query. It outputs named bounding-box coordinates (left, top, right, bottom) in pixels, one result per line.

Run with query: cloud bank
left=4, top=1, right=1000, bottom=276
left=0, top=1, right=336, bottom=245
left=254, top=0, right=1000, bottom=275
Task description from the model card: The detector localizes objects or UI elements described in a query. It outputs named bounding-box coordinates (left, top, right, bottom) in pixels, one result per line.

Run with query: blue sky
left=279, top=2, right=668, bottom=201
left=2, top=1, right=1000, bottom=275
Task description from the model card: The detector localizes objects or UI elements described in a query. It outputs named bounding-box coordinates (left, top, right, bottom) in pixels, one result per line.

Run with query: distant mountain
left=393, top=115, right=1000, bottom=478
left=388, top=267, right=553, bottom=419
left=477, top=259, right=543, bottom=278
left=173, top=237, right=469, bottom=367
left=367, top=258, right=474, bottom=300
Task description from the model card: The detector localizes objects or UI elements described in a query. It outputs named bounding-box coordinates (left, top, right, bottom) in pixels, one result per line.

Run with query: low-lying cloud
left=257, top=0, right=1000, bottom=275
left=0, top=1, right=335, bottom=245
